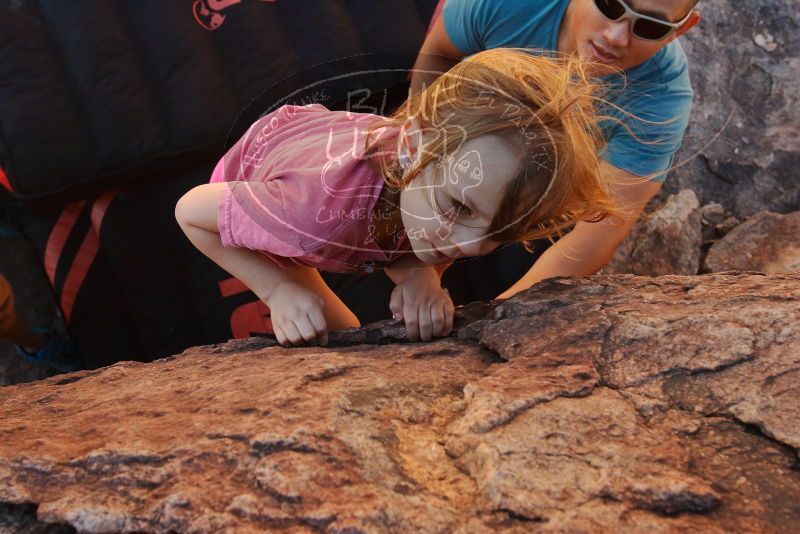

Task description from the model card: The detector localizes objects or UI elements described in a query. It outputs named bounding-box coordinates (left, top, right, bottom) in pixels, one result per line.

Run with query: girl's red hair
left=366, top=48, right=625, bottom=245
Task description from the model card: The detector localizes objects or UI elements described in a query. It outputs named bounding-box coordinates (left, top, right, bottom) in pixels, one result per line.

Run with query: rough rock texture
left=705, top=210, right=800, bottom=273
left=699, top=202, right=740, bottom=245
left=603, top=189, right=702, bottom=276
left=671, top=0, right=800, bottom=218
left=1, top=272, right=799, bottom=533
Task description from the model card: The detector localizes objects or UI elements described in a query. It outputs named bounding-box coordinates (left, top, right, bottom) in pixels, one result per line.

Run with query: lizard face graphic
left=435, top=149, right=484, bottom=241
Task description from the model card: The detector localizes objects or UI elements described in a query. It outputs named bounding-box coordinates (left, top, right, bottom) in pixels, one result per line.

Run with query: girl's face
left=399, top=133, right=523, bottom=264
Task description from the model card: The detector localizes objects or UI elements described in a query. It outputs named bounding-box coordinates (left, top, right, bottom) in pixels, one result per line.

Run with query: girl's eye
left=471, top=167, right=482, bottom=180
left=450, top=198, right=472, bottom=217
left=432, top=187, right=471, bottom=220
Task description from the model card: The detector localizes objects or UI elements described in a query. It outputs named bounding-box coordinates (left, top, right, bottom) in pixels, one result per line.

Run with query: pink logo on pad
left=193, top=0, right=277, bottom=31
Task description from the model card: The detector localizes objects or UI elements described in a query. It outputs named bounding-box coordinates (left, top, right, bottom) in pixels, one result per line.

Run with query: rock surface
left=699, top=202, right=740, bottom=245
left=671, top=0, right=800, bottom=218
left=1, top=272, right=799, bottom=533
left=603, top=189, right=702, bottom=276
left=705, top=210, right=800, bottom=273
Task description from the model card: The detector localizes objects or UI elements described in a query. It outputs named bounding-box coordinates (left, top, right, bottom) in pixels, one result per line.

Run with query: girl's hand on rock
left=389, top=268, right=455, bottom=342
left=266, top=282, right=328, bottom=347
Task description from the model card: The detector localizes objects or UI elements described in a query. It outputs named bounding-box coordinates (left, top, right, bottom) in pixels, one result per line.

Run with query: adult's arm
left=410, top=14, right=466, bottom=96
left=497, top=163, right=663, bottom=299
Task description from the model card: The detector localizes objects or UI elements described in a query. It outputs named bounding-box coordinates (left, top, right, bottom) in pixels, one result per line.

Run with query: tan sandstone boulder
left=603, top=189, right=702, bottom=276
left=1, top=272, right=799, bottom=533
left=705, top=210, right=800, bottom=273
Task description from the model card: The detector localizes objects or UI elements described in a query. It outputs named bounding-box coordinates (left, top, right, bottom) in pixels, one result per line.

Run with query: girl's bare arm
left=175, top=183, right=359, bottom=341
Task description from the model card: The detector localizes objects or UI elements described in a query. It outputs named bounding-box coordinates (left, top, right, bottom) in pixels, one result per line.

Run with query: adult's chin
left=581, top=42, right=624, bottom=75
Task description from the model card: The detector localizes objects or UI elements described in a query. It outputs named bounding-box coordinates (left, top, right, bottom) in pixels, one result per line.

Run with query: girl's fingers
left=389, top=286, right=404, bottom=322
left=430, top=303, right=445, bottom=338
left=418, top=305, right=433, bottom=342
left=273, top=324, right=287, bottom=347
left=307, top=309, right=328, bottom=346
left=443, top=300, right=455, bottom=336
left=281, top=321, right=304, bottom=347
left=403, top=299, right=419, bottom=341
left=295, top=316, right=319, bottom=346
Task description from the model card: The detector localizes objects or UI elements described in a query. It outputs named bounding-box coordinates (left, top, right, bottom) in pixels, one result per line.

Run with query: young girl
left=175, top=48, right=620, bottom=347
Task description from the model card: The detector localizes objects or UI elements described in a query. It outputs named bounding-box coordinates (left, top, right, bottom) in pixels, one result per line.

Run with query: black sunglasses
left=593, top=0, right=693, bottom=41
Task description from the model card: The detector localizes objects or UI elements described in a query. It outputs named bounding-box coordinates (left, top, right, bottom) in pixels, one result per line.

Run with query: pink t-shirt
left=211, top=104, right=409, bottom=274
